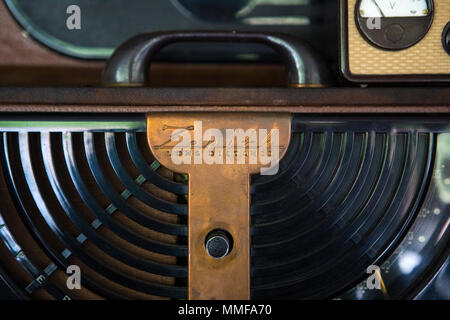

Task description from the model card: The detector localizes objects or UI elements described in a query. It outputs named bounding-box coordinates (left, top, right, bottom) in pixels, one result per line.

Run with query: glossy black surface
left=0, top=128, right=188, bottom=299
left=339, top=131, right=450, bottom=299
left=0, top=116, right=448, bottom=299
left=250, top=116, right=449, bottom=299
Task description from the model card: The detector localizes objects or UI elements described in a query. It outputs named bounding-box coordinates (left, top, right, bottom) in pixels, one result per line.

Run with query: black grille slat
left=0, top=215, right=70, bottom=300
left=250, top=119, right=434, bottom=299
left=19, top=132, right=186, bottom=298
left=0, top=116, right=444, bottom=300
left=0, top=129, right=188, bottom=300
left=251, top=132, right=312, bottom=195
left=251, top=133, right=357, bottom=238
left=41, top=132, right=186, bottom=278
left=62, top=132, right=187, bottom=257
left=251, top=132, right=339, bottom=215
left=105, top=132, right=188, bottom=216
left=126, top=132, right=188, bottom=196
left=2, top=133, right=123, bottom=299
left=84, top=132, right=187, bottom=236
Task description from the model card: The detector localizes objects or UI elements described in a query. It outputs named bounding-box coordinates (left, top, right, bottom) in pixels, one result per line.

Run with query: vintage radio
left=341, top=0, right=450, bottom=82
left=0, top=0, right=448, bottom=301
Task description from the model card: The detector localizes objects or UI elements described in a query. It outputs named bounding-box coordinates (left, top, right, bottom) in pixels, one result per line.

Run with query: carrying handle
left=102, top=31, right=330, bottom=87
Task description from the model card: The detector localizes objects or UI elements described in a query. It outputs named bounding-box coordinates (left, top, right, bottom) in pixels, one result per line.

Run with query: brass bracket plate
left=147, top=113, right=291, bottom=299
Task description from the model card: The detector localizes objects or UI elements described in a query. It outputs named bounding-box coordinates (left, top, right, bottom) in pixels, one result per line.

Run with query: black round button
left=205, top=230, right=232, bottom=259
left=443, top=22, right=450, bottom=56
left=385, top=24, right=405, bottom=43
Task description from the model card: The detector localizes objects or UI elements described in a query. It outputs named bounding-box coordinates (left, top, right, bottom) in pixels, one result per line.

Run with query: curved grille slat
left=0, top=116, right=441, bottom=300
left=126, top=132, right=188, bottom=195
left=1, top=133, right=126, bottom=299
left=0, top=128, right=188, bottom=300
left=250, top=133, right=303, bottom=188
left=0, top=213, right=69, bottom=300
left=18, top=133, right=186, bottom=298
left=255, top=133, right=379, bottom=256
left=83, top=132, right=187, bottom=236
left=252, top=132, right=376, bottom=237
left=41, top=132, right=186, bottom=278
left=251, top=132, right=313, bottom=194
left=251, top=122, right=434, bottom=299
left=251, top=132, right=337, bottom=214
left=105, top=132, right=187, bottom=216
left=251, top=133, right=357, bottom=237
left=62, top=133, right=187, bottom=257
left=253, top=133, right=392, bottom=266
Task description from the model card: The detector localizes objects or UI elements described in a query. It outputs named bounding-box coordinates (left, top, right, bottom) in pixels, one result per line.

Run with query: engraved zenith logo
left=153, top=121, right=285, bottom=175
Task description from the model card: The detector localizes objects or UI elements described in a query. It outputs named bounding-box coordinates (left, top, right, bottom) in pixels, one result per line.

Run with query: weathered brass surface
left=147, top=113, right=291, bottom=299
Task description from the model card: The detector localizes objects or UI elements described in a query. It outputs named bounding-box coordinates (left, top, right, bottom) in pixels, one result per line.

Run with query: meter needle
left=371, top=0, right=386, bottom=17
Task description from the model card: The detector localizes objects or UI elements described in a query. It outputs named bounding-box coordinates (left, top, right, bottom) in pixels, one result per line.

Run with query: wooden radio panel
left=341, top=0, right=450, bottom=82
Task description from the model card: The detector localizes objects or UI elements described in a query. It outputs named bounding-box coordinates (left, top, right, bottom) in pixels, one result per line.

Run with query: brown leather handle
left=102, top=31, right=330, bottom=87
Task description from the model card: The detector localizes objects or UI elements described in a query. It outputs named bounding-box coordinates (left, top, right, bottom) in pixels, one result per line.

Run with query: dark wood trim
left=0, top=87, right=449, bottom=113
left=0, top=104, right=449, bottom=114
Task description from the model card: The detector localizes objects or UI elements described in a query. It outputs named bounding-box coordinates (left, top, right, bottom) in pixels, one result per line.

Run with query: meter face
left=356, top=0, right=434, bottom=50
left=359, top=0, right=430, bottom=18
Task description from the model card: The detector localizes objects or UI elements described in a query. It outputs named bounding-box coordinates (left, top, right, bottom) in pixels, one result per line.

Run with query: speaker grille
left=250, top=120, right=434, bottom=299
left=0, top=117, right=447, bottom=300
left=0, top=131, right=188, bottom=299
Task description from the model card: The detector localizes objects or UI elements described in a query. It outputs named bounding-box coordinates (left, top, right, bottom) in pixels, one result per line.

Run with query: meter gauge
left=338, top=133, right=450, bottom=300
left=356, top=0, right=434, bottom=50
